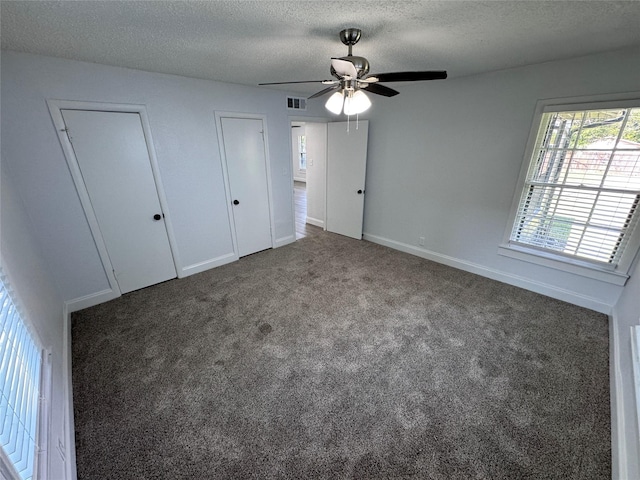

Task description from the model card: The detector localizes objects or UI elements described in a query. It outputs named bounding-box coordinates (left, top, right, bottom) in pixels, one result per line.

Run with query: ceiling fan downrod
left=339, top=28, right=362, bottom=56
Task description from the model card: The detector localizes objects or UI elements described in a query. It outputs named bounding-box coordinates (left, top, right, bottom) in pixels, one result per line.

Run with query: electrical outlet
left=419, top=236, right=425, bottom=246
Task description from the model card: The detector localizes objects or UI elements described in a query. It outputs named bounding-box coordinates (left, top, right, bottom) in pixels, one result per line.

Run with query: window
left=298, top=135, right=307, bottom=170
left=502, top=96, right=640, bottom=283
left=0, top=274, right=43, bottom=480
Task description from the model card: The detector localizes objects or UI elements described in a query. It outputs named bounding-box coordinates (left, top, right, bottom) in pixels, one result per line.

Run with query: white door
left=221, top=117, right=273, bottom=257
left=326, top=121, right=369, bottom=239
left=61, top=110, right=176, bottom=294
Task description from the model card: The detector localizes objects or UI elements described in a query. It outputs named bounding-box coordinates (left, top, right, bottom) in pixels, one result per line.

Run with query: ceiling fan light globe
left=325, top=91, right=345, bottom=114
left=343, top=90, right=371, bottom=115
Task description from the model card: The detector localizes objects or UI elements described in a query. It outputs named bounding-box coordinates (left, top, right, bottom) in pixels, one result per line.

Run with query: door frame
left=214, top=111, right=276, bottom=257
left=47, top=100, right=181, bottom=298
left=288, top=116, right=331, bottom=236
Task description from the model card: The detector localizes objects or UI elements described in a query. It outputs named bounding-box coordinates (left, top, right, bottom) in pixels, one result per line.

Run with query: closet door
left=220, top=117, right=273, bottom=257
left=62, top=109, right=176, bottom=293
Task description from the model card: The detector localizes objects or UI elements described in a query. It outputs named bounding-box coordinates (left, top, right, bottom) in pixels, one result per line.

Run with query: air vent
left=287, top=96, right=307, bottom=111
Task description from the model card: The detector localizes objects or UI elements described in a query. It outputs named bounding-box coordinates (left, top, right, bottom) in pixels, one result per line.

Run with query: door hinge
left=60, top=126, right=72, bottom=142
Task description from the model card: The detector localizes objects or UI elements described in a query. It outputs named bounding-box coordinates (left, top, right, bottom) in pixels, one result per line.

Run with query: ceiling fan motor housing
left=340, top=28, right=362, bottom=46
left=330, top=55, right=370, bottom=79
left=335, top=28, right=369, bottom=79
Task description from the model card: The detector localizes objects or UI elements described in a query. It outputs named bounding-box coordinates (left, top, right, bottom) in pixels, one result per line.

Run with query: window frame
left=499, top=92, right=640, bottom=286
left=0, top=268, right=51, bottom=480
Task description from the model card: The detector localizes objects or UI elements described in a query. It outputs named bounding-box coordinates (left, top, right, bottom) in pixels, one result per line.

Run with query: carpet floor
left=72, top=231, right=610, bottom=479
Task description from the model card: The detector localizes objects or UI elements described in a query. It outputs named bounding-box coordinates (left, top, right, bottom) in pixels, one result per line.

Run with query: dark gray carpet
left=72, top=231, right=610, bottom=479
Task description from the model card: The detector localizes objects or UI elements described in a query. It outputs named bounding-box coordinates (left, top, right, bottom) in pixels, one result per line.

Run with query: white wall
left=612, top=257, right=640, bottom=479
left=363, top=46, right=640, bottom=312
left=1, top=51, right=325, bottom=308
left=1, top=162, right=68, bottom=479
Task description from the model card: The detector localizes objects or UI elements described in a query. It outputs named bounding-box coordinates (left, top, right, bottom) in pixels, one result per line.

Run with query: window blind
left=0, top=275, right=41, bottom=480
left=510, top=107, right=640, bottom=267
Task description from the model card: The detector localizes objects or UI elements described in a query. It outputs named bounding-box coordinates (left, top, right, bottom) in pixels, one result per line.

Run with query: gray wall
left=0, top=49, right=326, bottom=478
left=2, top=46, right=640, bottom=478
left=1, top=162, right=67, bottom=478
left=1, top=50, right=326, bottom=305
left=363, top=46, right=640, bottom=311
left=612, top=258, right=640, bottom=479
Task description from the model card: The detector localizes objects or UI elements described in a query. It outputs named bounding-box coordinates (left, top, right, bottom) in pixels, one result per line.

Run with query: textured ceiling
left=2, top=1, right=640, bottom=95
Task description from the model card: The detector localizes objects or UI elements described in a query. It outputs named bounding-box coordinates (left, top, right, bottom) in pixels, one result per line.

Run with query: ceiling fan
left=259, top=28, right=447, bottom=115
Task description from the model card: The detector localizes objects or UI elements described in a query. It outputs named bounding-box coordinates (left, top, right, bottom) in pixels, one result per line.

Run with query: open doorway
left=291, top=120, right=327, bottom=239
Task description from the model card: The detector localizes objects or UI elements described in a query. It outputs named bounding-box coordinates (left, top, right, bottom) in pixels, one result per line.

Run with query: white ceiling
left=2, top=1, right=640, bottom=95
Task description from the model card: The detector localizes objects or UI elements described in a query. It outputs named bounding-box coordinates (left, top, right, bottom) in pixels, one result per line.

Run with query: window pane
left=573, top=109, right=625, bottom=149
left=618, top=108, right=640, bottom=144
left=0, top=278, right=41, bottom=480
left=511, top=103, right=640, bottom=266
left=298, top=135, right=307, bottom=170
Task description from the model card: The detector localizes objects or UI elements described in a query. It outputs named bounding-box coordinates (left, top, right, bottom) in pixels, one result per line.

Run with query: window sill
left=498, top=244, right=629, bottom=286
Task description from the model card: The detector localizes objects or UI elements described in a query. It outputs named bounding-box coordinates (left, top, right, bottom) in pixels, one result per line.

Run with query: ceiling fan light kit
left=343, top=89, right=372, bottom=115
left=258, top=28, right=447, bottom=116
left=325, top=90, right=345, bottom=115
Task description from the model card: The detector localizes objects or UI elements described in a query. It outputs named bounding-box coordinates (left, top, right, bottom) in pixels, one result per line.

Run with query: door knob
left=357, top=189, right=364, bottom=194
left=233, top=200, right=240, bottom=205
left=153, top=214, right=162, bottom=221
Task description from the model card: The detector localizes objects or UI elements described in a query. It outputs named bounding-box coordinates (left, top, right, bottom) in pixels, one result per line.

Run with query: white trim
left=64, top=289, right=119, bottom=313
left=36, top=349, right=52, bottom=480
left=501, top=91, right=640, bottom=281
left=498, top=244, right=629, bottom=286
left=610, top=311, right=627, bottom=480
left=214, top=111, right=276, bottom=256
left=274, top=235, right=295, bottom=248
left=543, top=97, right=640, bottom=113
left=363, top=232, right=612, bottom=314
left=180, top=252, right=237, bottom=277
left=293, top=176, right=306, bottom=183
left=46, top=100, right=182, bottom=294
left=62, top=305, right=78, bottom=480
left=305, top=216, right=324, bottom=228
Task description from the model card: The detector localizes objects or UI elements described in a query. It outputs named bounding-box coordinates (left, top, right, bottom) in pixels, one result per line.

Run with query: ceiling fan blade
left=308, top=86, right=339, bottom=100
left=370, top=71, right=447, bottom=82
left=331, top=58, right=358, bottom=79
left=362, top=83, right=399, bottom=97
left=258, top=80, right=326, bottom=85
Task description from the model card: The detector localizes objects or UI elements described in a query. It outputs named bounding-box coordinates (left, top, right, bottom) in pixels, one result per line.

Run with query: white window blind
left=510, top=106, right=640, bottom=268
left=0, top=274, right=42, bottom=480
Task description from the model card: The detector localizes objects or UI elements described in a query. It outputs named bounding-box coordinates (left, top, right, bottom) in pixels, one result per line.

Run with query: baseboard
left=363, top=232, right=612, bottom=314
left=62, top=305, right=78, bottom=480
left=64, top=288, right=119, bottom=313
left=180, top=252, right=237, bottom=277
left=306, top=216, right=324, bottom=228
left=274, top=235, right=296, bottom=248
left=610, top=311, right=626, bottom=480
